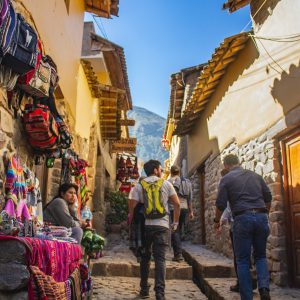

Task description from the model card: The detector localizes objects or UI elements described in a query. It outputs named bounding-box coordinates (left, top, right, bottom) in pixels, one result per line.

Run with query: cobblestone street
left=92, top=277, right=206, bottom=300
left=90, top=237, right=300, bottom=299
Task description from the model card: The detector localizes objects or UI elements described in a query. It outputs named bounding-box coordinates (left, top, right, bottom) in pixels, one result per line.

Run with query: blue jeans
left=233, top=212, right=270, bottom=300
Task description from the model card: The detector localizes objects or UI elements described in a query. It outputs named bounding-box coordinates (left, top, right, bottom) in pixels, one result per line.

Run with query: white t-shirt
left=129, top=176, right=177, bottom=229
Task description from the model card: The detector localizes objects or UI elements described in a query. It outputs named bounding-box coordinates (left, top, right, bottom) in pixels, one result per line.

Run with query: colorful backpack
left=2, top=13, right=38, bottom=74
left=141, top=179, right=166, bottom=219
left=18, top=39, right=43, bottom=85
left=23, top=104, right=59, bottom=151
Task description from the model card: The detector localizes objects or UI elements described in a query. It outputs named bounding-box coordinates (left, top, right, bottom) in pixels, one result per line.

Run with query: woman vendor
left=43, top=183, right=84, bottom=243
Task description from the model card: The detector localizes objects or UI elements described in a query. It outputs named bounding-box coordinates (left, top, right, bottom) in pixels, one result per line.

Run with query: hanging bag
left=23, top=104, right=59, bottom=151
left=19, top=56, right=51, bottom=98
left=2, top=13, right=38, bottom=74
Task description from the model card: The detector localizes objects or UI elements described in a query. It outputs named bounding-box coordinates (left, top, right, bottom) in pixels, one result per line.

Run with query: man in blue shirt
left=214, top=154, right=272, bottom=300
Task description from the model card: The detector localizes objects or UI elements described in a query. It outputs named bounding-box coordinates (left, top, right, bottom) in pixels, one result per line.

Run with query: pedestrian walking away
left=168, top=165, right=194, bottom=262
left=130, top=159, right=180, bottom=300
left=219, top=169, right=257, bottom=293
left=214, top=154, right=272, bottom=300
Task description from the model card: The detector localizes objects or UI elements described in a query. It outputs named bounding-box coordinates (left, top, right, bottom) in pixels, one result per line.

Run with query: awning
left=85, top=0, right=119, bottom=18
left=81, top=59, right=125, bottom=140
left=174, top=32, right=250, bottom=136
left=223, top=0, right=250, bottom=13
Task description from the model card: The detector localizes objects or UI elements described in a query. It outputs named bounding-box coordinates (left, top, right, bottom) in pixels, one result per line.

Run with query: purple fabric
left=0, top=0, right=8, bottom=25
left=4, top=199, right=31, bottom=219
left=4, top=198, right=14, bottom=217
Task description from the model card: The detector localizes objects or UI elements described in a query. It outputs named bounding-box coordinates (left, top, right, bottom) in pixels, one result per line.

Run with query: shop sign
left=111, top=138, right=137, bottom=153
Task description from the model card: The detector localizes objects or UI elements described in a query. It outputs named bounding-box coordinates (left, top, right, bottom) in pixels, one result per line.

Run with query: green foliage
left=105, top=190, right=128, bottom=225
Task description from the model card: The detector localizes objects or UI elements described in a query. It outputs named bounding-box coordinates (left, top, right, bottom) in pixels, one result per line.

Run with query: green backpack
left=141, top=179, right=166, bottom=219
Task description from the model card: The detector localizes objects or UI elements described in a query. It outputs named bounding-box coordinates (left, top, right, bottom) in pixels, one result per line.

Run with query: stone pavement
left=92, top=234, right=192, bottom=280
left=182, top=241, right=300, bottom=300
left=91, top=234, right=206, bottom=299
left=92, top=277, right=207, bottom=300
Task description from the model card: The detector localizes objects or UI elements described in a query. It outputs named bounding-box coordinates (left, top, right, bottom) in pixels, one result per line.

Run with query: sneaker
left=139, top=290, right=150, bottom=299
left=172, top=255, right=184, bottom=262
left=259, top=288, right=271, bottom=300
left=230, top=282, right=239, bottom=293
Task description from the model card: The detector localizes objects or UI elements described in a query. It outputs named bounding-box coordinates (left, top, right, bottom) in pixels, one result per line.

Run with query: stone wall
left=188, top=171, right=203, bottom=244
left=0, top=241, right=29, bottom=300
left=189, top=132, right=288, bottom=285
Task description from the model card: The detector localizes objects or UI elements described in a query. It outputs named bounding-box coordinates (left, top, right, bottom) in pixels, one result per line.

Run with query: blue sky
left=85, top=1, right=250, bottom=118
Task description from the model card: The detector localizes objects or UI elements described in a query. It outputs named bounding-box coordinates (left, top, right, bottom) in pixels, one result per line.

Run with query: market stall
left=0, top=1, right=105, bottom=299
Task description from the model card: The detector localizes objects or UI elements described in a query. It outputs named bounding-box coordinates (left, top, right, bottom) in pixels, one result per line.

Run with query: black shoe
left=156, top=295, right=165, bottom=300
left=252, top=279, right=257, bottom=290
left=139, top=290, right=150, bottom=299
left=259, top=288, right=271, bottom=300
left=140, top=284, right=151, bottom=299
left=172, top=255, right=184, bottom=262
left=230, top=282, right=239, bottom=293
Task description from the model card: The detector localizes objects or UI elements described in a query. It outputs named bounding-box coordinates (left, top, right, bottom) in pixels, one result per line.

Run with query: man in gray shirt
left=214, top=154, right=271, bottom=300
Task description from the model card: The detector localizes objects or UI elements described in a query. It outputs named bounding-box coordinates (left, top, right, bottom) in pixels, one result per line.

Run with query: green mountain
left=127, top=106, right=168, bottom=165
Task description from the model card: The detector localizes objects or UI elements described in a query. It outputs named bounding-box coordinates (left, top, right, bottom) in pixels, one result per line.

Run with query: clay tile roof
left=164, top=64, right=205, bottom=137
left=223, top=0, right=250, bottom=13
left=173, top=32, right=251, bottom=136
left=85, top=0, right=120, bottom=18
left=89, top=33, right=132, bottom=110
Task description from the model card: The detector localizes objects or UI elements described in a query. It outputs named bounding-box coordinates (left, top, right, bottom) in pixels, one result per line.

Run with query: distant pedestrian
left=168, top=165, right=194, bottom=262
left=130, top=160, right=180, bottom=300
left=214, top=154, right=272, bottom=300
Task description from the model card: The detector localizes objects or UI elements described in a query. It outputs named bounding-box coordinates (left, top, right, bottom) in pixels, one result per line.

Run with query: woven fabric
left=24, top=237, right=83, bottom=282
left=30, top=266, right=67, bottom=300
left=69, top=268, right=81, bottom=300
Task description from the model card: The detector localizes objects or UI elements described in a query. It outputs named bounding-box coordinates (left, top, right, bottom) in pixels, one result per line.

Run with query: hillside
left=127, top=106, right=168, bottom=165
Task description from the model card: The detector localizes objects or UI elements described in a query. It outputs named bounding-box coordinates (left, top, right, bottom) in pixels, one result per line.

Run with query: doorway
left=281, top=130, right=300, bottom=287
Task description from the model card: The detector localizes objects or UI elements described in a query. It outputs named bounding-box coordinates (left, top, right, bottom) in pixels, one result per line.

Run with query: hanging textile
left=29, top=266, right=67, bottom=300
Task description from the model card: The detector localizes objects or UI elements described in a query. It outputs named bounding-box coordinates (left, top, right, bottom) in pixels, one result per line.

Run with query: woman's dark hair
left=44, top=183, right=79, bottom=211
left=58, top=183, right=78, bottom=197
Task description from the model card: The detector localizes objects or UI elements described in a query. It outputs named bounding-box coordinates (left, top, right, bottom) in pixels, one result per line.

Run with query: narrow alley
left=0, top=0, right=299, bottom=299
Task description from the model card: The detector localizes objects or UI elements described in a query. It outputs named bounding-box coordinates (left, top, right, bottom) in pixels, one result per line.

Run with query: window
left=64, top=0, right=70, bottom=14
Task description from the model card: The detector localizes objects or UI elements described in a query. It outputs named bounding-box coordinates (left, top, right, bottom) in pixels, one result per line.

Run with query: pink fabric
left=0, top=236, right=82, bottom=282
left=17, top=200, right=31, bottom=219
left=24, top=237, right=83, bottom=282
left=4, top=198, right=15, bottom=217
left=4, top=199, right=31, bottom=220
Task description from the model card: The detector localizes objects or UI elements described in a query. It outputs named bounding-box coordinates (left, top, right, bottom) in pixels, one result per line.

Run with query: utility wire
left=240, top=0, right=268, bottom=32
left=92, top=15, right=109, bottom=39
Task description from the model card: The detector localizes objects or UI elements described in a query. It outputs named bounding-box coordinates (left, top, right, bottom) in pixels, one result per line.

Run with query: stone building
left=165, top=0, right=300, bottom=287
left=0, top=1, right=133, bottom=234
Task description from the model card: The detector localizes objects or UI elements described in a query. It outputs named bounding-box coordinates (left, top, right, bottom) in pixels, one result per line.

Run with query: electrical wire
left=92, top=15, right=109, bottom=39
left=240, top=0, right=268, bottom=32
left=249, top=33, right=300, bottom=43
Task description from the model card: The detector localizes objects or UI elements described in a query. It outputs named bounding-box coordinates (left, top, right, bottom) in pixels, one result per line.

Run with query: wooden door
left=282, top=132, right=300, bottom=287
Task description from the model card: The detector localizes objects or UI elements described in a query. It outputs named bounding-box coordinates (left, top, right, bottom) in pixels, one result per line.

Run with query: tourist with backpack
left=130, top=160, right=180, bottom=300
left=168, top=165, right=194, bottom=262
